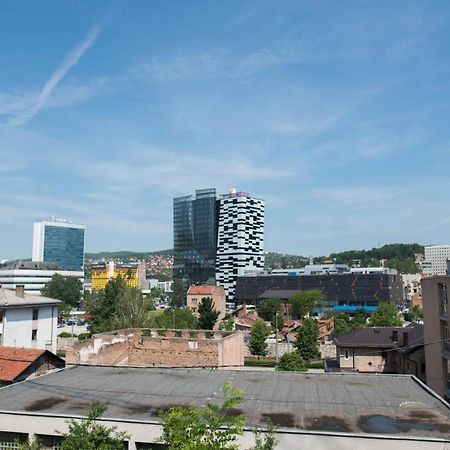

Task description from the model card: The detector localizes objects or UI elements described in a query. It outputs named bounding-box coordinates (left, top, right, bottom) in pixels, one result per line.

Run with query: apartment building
left=186, top=285, right=226, bottom=328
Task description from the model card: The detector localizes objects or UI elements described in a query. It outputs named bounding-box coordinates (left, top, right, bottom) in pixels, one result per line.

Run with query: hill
left=85, top=249, right=174, bottom=260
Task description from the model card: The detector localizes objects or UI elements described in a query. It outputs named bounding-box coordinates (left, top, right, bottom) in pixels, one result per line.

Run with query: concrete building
left=422, top=275, right=450, bottom=400
left=216, top=190, right=265, bottom=301
left=0, top=260, right=84, bottom=296
left=0, top=347, right=64, bottom=387
left=402, top=273, right=423, bottom=302
left=0, top=287, right=61, bottom=353
left=66, top=328, right=244, bottom=369
left=186, top=285, right=226, bottom=327
left=423, top=245, right=450, bottom=276
left=0, top=366, right=449, bottom=449
left=91, top=261, right=143, bottom=290
left=32, top=217, right=85, bottom=271
left=334, top=324, right=425, bottom=381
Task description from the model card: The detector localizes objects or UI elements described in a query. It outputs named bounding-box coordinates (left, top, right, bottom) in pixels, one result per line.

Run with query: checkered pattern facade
left=216, top=194, right=265, bottom=301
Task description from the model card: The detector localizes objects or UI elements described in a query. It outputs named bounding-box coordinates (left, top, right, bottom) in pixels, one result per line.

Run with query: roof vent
left=373, top=329, right=381, bottom=334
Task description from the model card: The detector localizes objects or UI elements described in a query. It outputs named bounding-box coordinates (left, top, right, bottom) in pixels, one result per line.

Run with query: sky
left=1, top=1, right=450, bottom=259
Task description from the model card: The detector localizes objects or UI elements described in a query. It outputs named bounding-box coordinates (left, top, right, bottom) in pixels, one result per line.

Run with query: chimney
left=15, top=285, right=25, bottom=298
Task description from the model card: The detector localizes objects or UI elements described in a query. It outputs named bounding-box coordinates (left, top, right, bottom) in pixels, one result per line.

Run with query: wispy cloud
left=7, top=24, right=102, bottom=126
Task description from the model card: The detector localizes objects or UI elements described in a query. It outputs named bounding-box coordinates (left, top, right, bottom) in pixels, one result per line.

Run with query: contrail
left=9, top=24, right=102, bottom=126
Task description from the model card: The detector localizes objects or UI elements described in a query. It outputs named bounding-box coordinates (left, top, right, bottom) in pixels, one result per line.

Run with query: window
left=443, top=323, right=450, bottom=352
left=0, top=432, right=28, bottom=448
left=32, top=308, right=39, bottom=321
left=344, top=349, right=349, bottom=359
left=32, top=329, right=37, bottom=341
left=439, top=283, right=448, bottom=316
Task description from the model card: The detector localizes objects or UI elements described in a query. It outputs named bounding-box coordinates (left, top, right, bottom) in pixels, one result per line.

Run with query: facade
left=0, top=260, right=84, bottom=296
left=402, top=273, right=423, bottom=302
left=173, top=188, right=219, bottom=285
left=91, top=261, right=142, bottom=290
left=32, top=218, right=85, bottom=271
left=334, top=324, right=425, bottom=381
left=186, top=285, right=226, bottom=328
left=0, top=366, right=449, bottom=450
left=235, top=270, right=403, bottom=309
left=0, top=347, right=64, bottom=386
left=66, top=328, right=244, bottom=369
left=422, top=275, right=450, bottom=400
left=216, top=191, right=265, bottom=301
left=423, top=245, right=450, bottom=276
left=0, top=287, right=61, bottom=353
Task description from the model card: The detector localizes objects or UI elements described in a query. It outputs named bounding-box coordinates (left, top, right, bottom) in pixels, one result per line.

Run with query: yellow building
left=91, top=261, right=139, bottom=290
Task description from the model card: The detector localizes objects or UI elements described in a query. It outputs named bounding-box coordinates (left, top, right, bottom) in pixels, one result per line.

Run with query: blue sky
left=1, top=1, right=450, bottom=259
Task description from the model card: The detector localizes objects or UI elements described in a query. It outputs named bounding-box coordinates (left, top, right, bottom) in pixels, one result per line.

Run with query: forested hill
left=85, top=249, right=174, bottom=259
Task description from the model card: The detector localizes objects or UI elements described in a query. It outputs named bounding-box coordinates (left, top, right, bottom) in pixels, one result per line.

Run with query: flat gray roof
left=0, top=288, right=61, bottom=307
left=0, top=366, right=449, bottom=439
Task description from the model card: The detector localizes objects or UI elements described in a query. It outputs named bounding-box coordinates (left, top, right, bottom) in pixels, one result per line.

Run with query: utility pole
left=275, top=311, right=279, bottom=364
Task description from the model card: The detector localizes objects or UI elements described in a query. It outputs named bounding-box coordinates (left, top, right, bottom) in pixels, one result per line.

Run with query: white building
left=402, top=273, right=423, bottom=301
left=0, top=286, right=61, bottom=353
left=32, top=217, right=85, bottom=271
left=423, top=245, right=450, bottom=275
left=216, top=190, right=265, bottom=301
left=0, top=261, right=84, bottom=296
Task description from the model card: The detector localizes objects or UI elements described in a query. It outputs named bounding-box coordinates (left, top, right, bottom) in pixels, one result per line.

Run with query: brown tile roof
left=187, top=285, right=216, bottom=295
left=0, top=347, right=46, bottom=382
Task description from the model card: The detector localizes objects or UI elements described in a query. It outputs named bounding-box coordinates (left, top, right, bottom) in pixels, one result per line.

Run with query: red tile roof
left=0, top=347, right=45, bottom=382
left=187, top=285, right=216, bottom=295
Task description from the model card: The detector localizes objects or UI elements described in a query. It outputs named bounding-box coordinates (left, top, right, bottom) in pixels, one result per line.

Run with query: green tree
left=58, top=303, right=72, bottom=322
left=289, top=290, right=324, bottom=319
left=170, top=278, right=186, bottom=308
left=154, top=308, right=198, bottom=329
left=219, top=314, right=235, bottom=331
left=257, top=298, right=281, bottom=321
left=270, top=314, right=284, bottom=332
left=159, top=382, right=277, bottom=450
left=41, top=274, right=82, bottom=307
left=112, top=286, right=154, bottom=329
left=248, top=319, right=272, bottom=359
left=275, top=351, right=307, bottom=372
left=404, top=304, right=423, bottom=322
left=295, top=318, right=320, bottom=361
left=353, top=308, right=369, bottom=328
left=61, top=401, right=129, bottom=450
left=369, top=303, right=402, bottom=327
left=17, top=438, right=42, bottom=450
left=332, top=313, right=354, bottom=336
left=198, top=297, right=220, bottom=330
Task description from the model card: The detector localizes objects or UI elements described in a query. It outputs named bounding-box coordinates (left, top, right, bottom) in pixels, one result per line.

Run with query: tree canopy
left=289, top=290, right=324, bottom=319
left=248, top=319, right=272, bottom=359
left=275, top=351, right=307, bottom=372
left=112, top=287, right=155, bottom=329
left=198, top=297, right=220, bottom=330
left=257, top=298, right=282, bottom=321
left=369, top=303, right=402, bottom=327
left=41, top=274, right=82, bottom=306
left=153, top=308, right=198, bottom=329
left=170, top=278, right=186, bottom=308
left=295, top=318, right=320, bottom=361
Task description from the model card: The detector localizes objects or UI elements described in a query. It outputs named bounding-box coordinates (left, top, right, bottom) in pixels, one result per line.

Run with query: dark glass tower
left=173, top=189, right=218, bottom=284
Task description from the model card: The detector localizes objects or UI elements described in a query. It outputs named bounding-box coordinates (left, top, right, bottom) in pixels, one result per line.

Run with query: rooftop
left=0, top=347, right=47, bottom=382
left=0, top=288, right=62, bottom=308
left=0, top=260, right=60, bottom=270
left=0, top=366, right=448, bottom=438
left=187, top=285, right=217, bottom=295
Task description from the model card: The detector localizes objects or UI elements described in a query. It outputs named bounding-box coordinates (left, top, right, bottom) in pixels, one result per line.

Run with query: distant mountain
left=85, top=249, right=174, bottom=259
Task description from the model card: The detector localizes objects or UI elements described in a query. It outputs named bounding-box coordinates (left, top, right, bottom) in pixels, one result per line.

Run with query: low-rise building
left=91, top=261, right=144, bottom=290
left=0, top=260, right=84, bottom=296
left=66, top=328, right=244, bottom=369
left=186, top=285, right=226, bottom=327
left=0, top=287, right=61, bottom=353
left=422, top=275, right=450, bottom=400
left=402, top=273, right=423, bottom=302
left=0, top=366, right=448, bottom=449
left=334, top=324, right=425, bottom=381
left=0, top=347, right=64, bottom=386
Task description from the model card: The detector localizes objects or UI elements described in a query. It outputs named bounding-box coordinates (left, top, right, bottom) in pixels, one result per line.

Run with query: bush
left=276, top=352, right=307, bottom=372
left=58, top=332, right=73, bottom=338
left=77, top=332, right=91, bottom=341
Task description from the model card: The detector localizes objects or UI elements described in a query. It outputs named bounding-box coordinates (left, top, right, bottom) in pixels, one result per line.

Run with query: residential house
left=186, top=285, right=226, bottom=329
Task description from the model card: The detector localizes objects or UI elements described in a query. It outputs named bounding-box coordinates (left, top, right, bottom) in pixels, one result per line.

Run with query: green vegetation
left=85, top=249, right=174, bottom=259
left=295, top=318, right=320, bottom=361
left=244, top=358, right=276, bottom=367
left=153, top=308, right=198, bottom=329
left=159, top=381, right=277, bottom=450
left=58, top=332, right=73, bottom=338
left=112, top=287, right=155, bottom=329
left=404, top=304, right=423, bottom=322
left=369, top=303, right=402, bottom=327
left=332, top=308, right=369, bottom=336
left=275, top=352, right=307, bottom=372
left=289, top=289, right=324, bottom=319
left=248, top=319, right=272, bottom=359
left=219, top=314, right=235, bottom=331
left=198, top=297, right=220, bottom=330
left=170, top=278, right=186, bottom=308
left=264, top=252, right=309, bottom=269
left=257, top=298, right=282, bottom=321
left=41, top=274, right=82, bottom=307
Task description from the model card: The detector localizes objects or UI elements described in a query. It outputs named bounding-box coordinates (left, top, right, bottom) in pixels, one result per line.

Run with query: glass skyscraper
left=32, top=218, right=85, bottom=271
left=173, top=189, right=219, bottom=284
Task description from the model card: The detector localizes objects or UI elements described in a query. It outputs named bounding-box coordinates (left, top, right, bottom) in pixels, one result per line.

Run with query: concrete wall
left=66, top=329, right=244, bottom=369
left=0, top=411, right=447, bottom=450
left=1, top=306, right=57, bottom=353
left=244, top=341, right=336, bottom=359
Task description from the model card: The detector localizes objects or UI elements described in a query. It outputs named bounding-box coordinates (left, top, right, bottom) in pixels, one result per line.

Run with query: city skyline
left=1, top=2, right=450, bottom=259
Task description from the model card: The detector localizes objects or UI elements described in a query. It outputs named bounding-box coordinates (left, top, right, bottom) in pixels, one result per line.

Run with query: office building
left=173, top=189, right=219, bottom=284
left=0, top=366, right=449, bottom=449
left=0, top=286, right=61, bottom=353
left=216, top=190, right=265, bottom=301
left=422, top=275, right=450, bottom=400
left=32, top=218, right=85, bottom=271
left=423, top=245, right=450, bottom=276
left=0, top=260, right=84, bottom=296
left=235, top=266, right=403, bottom=310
